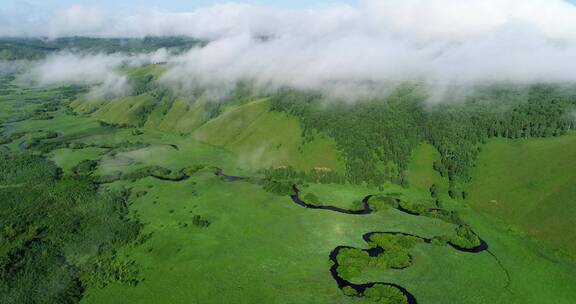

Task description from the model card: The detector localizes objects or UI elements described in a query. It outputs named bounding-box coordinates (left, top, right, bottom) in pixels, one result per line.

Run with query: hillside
left=194, top=99, right=345, bottom=172
left=466, top=132, right=576, bottom=258
left=405, top=143, right=449, bottom=198
left=71, top=88, right=345, bottom=174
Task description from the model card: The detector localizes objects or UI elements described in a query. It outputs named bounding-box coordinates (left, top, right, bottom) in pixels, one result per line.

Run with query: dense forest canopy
left=0, top=149, right=142, bottom=304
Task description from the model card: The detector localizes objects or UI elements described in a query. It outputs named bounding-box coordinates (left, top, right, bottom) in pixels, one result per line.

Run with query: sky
left=4, top=0, right=576, bottom=39
left=1, top=0, right=359, bottom=37
left=8, top=0, right=576, bottom=99
left=2, top=0, right=358, bottom=17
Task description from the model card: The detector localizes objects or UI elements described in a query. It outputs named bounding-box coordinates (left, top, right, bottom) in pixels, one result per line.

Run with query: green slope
left=194, top=99, right=345, bottom=172
left=144, top=98, right=210, bottom=134
left=73, top=94, right=345, bottom=173
left=466, top=132, right=576, bottom=258
left=90, top=94, right=156, bottom=126
left=124, top=64, right=168, bottom=79
left=405, top=143, right=449, bottom=197
left=73, top=95, right=211, bottom=133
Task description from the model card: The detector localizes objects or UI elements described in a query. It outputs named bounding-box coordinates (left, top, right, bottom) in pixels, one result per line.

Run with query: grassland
left=81, top=172, right=463, bottom=304
left=194, top=98, right=345, bottom=173
left=78, top=170, right=576, bottom=304
left=405, top=143, right=449, bottom=198
left=298, top=178, right=439, bottom=211
left=466, top=132, right=576, bottom=258
left=68, top=65, right=345, bottom=175
left=2, top=78, right=576, bottom=304
left=144, top=98, right=211, bottom=134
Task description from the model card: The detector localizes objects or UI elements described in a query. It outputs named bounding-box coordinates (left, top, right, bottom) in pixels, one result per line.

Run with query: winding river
left=216, top=170, right=506, bottom=303
left=290, top=186, right=493, bottom=303
left=291, top=185, right=374, bottom=215
left=215, top=168, right=248, bottom=182
left=150, top=174, right=191, bottom=182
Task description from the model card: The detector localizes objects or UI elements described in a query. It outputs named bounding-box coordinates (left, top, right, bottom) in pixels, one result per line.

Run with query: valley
left=1, top=67, right=575, bottom=303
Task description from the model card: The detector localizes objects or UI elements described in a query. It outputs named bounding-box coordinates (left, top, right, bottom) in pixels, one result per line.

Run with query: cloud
left=6, top=0, right=576, bottom=98
left=11, top=0, right=576, bottom=41
left=160, top=1, right=576, bottom=98
left=0, top=60, right=30, bottom=77
left=21, top=49, right=170, bottom=98
left=48, top=6, right=113, bottom=38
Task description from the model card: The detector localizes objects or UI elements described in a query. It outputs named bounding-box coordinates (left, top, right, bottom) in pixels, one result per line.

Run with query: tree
left=429, top=184, right=439, bottom=198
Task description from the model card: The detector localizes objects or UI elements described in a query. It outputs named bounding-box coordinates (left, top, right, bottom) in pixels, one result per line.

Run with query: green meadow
left=2, top=75, right=576, bottom=304
left=193, top=98, right=345, bottom=172
left=467, top=133, right=576, bottom=259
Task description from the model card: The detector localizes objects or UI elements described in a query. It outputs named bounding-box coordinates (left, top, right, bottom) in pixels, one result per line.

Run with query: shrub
left=192, top=215, right=211, bottom=228
left=363, top=284, right=408, bottom=304
left=303, top=192, right=320, bottom=204
left=72, top=159, right=99, bottom=175
left=450, top=226, right=481, bottom=249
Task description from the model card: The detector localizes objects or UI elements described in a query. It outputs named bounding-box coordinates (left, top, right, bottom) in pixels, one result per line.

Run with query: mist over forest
left=2, top=1, right=576, bottom=304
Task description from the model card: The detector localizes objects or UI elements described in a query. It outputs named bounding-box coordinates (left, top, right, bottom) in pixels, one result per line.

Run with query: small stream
left=215, top=169, right=505, bottom=303
left=215, top=168, right=247, bottom=182
left=0, top=125, right=15, bottom=136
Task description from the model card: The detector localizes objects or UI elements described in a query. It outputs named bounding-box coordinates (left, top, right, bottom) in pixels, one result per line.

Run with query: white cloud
left=48, top=6, right=112, bottom=38
left=6, top=0, right=576, bottom=98
left=29, top=0, right=576, bottom=42
left=21, top=49, right=170, bottom=98
left=26, top=52, right=124, bottom=84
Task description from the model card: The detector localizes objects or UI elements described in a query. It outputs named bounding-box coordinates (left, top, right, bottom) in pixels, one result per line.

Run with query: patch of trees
left=24, top=133, right=148, bottom=154
left=0, top=149, right=60, bottom=184
left=81, top=254, right=140, bottom=289
left=0, top=131, right=25, bottom=145
left=0, top=151, right=143, bottom=303
left=192, top=215, right=211, bottom=228
left=369, top=234, right=421, bottom=269
left=336, top=234, right=422, bottom=281
left=449, top=226, right=482, bottom=250
left=95, top=165, right=204, bottom=184
left=98, top=120, right=129, bottom=128
left=25, top=139, right=86, bottom=154
left=72, top=160, right=99, bottom=175
left=366, top=195, right=464, bottom=226
left=259, top=166, right=348, bottom=196
left=259, top=167, right=300, bottom=195
left=303, top=193, right=320, bottom=204
left=262, top=179, right=295, bottom=196
left=335, top=226, right=483, bottom=301
left=337, top=248, right=372, bottom=278
left=363, top=284, right=408, bottom=304
left=270, top=85, right=424, bottom=186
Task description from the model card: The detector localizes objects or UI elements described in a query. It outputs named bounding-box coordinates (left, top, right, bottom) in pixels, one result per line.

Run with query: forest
left=269, top=84, right=576, bottom=193
left=0, top=149, right=143, bottom=303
